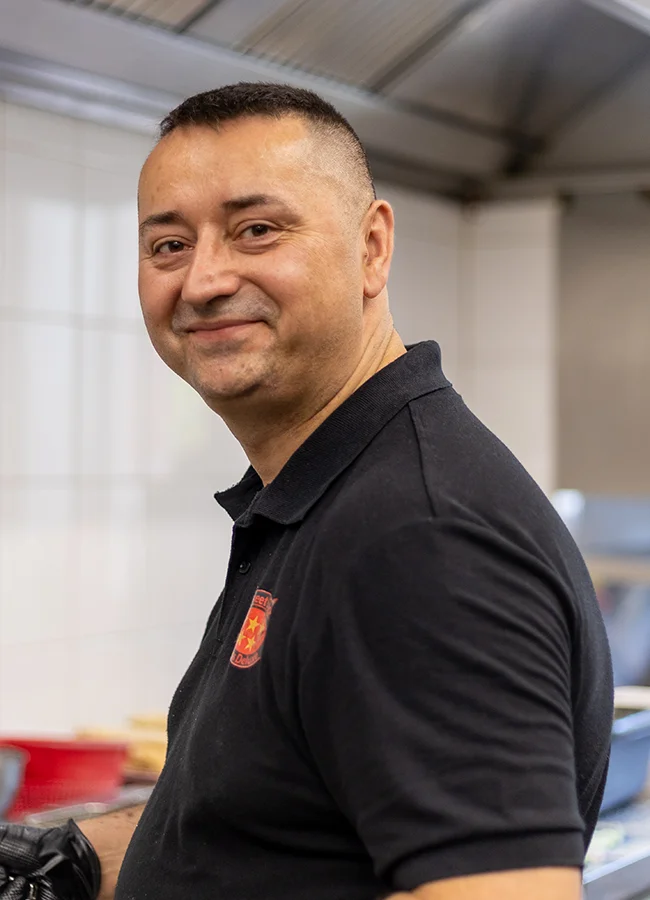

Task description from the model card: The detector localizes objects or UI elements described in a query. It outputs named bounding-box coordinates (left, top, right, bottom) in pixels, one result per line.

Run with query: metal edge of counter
left=585, top=846, right=650, bottom=900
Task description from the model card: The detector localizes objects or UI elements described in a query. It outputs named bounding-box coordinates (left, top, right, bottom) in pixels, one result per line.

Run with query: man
left=0, top=83, right=612, bottom=900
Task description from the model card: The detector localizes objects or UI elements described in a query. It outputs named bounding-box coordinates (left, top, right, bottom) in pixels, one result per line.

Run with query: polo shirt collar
left=214, top=341, right=450, bottom=526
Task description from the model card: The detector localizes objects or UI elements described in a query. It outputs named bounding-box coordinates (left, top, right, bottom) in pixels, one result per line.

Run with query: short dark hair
left=159, top=82, right=376, bottom=201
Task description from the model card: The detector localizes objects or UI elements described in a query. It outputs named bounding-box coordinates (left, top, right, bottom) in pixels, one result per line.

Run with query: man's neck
left=234, top=330, right=406, bottom=486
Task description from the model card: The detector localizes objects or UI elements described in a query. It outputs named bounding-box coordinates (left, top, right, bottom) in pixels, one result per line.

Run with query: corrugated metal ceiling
left=237, top=0, right=465, bottom=88
left=542, top=56, right=650, bottom=169
left=514, top=0, right=650, bottom=135
left=28, top=0, right=650, bottom=195
left=388, top=0, right=561, bottom=132
left=389, top=0, right=650, bottom=136
left=185, top=0, right=291, bottom=46
left=68, top=0, right=210, bottom=28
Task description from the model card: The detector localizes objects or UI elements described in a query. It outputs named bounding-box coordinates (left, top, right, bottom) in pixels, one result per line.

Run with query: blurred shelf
left=586, top=555, right=650, bottom=585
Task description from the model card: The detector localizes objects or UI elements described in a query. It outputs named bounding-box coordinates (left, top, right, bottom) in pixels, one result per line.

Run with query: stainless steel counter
left=585, top=799, right=650, bottom=900
left=19, top=785, right=155, bottom=828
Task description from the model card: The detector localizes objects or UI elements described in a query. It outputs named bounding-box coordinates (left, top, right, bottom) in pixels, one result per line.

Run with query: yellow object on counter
left=77, top=725, right=167, bottom=775
left=128, top=714, right=168, bottom=732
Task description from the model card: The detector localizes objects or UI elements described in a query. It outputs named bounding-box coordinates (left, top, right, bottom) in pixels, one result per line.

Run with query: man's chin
left=193, top=377, right=263, bottom=409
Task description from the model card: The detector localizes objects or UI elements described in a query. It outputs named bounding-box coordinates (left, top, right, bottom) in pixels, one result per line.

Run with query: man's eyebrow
left=139, top=210, right=186, bottom=238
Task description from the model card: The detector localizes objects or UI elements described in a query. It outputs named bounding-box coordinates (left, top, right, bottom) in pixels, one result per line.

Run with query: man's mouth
left=186, top=320, right=261, bottom=341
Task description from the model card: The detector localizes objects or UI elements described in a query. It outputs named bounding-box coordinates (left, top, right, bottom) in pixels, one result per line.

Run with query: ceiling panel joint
left=369, top=0, right=500, bottom=92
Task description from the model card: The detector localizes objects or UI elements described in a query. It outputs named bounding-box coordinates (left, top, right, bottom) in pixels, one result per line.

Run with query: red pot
left=0, top=738, right=128, bottom=819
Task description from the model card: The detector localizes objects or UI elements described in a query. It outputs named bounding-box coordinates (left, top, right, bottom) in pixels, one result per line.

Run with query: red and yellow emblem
left=230, top=589, right=278, bottom=669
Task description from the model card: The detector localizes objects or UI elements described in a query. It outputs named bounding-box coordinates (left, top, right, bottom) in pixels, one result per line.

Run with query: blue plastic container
left=600, top=708, right=650, bottom=814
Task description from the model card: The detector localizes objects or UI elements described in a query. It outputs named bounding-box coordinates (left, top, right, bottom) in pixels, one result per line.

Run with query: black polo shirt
left=116, top=341, right=613, bottom=900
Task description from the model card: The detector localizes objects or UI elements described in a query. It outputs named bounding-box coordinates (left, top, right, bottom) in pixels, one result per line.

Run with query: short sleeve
left=297, top=515, right=585, bottom=891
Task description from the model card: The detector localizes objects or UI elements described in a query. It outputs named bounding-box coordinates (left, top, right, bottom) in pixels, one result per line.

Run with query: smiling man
left=135, top=97, right=400, bottom=482
left=0, top=83, right=612, bottom=900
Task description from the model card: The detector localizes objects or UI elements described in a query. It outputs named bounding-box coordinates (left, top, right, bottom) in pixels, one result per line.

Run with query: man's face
left=138, top=116, right=373, bottom=415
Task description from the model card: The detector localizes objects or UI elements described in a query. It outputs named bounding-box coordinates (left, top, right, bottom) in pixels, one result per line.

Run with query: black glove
left=0, top=820, right=100, bottom=900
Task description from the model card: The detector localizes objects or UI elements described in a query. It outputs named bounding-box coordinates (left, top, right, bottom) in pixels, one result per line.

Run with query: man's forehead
left=138, top=117, right=347, bottom=215
left=142, top=117, right=315, bottom=182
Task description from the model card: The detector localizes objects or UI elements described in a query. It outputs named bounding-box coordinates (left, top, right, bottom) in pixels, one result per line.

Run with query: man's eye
left=154, top=240, right=186, bottom=255
left=243, top=224, right=272, bottom=238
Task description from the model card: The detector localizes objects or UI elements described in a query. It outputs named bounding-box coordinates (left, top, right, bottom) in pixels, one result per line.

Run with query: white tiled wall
left=0, top=102, right=465, bottom=733
left=380, top=183, right=462, bottom=385
left=558, top=193, right=650, bottom=495
left=0, top=101, right=247, bottom=734
left=458, top=200, right=560, bottom=495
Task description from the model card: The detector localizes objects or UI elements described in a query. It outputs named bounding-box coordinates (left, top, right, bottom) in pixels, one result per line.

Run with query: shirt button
left=238, top=561, right=251, bottom=574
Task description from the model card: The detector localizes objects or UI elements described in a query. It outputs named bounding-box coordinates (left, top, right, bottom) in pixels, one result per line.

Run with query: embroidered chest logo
left=230, top=589, right=278, bottom=670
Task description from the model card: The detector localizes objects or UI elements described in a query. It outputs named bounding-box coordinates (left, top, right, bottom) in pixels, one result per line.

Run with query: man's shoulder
left=317, top=397, right=433, bottom=528
left=306, top=384, right=572, bottom=585
left=322, top=385, right=540, bottom=526
left=407, top=386, right=556, bottom=527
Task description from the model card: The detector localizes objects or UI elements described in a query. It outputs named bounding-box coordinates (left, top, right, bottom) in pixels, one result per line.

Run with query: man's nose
left=181, top=238, right=241, bottom=306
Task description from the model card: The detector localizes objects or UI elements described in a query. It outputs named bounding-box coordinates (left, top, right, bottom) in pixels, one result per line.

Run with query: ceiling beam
left=500, top=2, right=574, bottom=176
left=0, top=46, right=173, bottom=122
left=367, top=148, right=471, bottom=197
left=492, top=164, right=650, bottom=198
left=544, top=43, right=650, bottom=139
left=383, top=94, right=525, bottom=145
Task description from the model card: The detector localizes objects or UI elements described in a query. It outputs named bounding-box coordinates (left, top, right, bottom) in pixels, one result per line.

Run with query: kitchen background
left=0, top=0, right=648, bottom=746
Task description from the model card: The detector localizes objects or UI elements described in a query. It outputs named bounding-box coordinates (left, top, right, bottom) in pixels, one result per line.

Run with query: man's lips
left=186, top=319, right=260, bottom=332
left=185, top=320, right=262, bottom=341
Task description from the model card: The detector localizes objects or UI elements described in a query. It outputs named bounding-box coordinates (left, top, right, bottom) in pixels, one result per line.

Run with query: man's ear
left=362, top=200, right=394, bottom=299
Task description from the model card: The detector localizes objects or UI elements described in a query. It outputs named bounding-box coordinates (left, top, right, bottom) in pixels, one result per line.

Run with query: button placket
left=217, top=522, right=260, bottom=642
